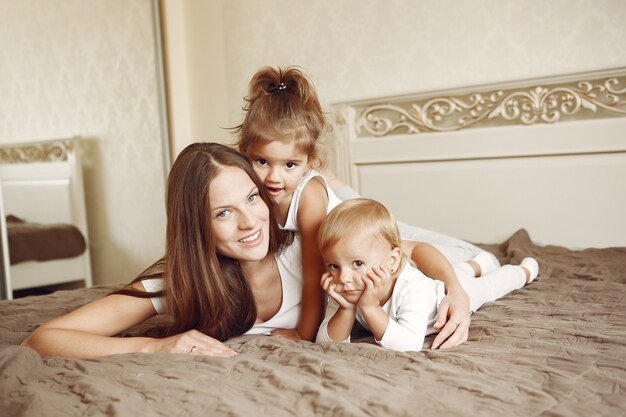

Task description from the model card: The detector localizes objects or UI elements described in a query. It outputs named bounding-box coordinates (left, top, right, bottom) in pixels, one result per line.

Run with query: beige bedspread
left=1, top=230, right=625, bottom=416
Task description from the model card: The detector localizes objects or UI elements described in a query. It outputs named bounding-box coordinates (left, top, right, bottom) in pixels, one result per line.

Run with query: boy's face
left=321, top=232, right=399, bottom=304
left=246, top=140, right=309, bottom=210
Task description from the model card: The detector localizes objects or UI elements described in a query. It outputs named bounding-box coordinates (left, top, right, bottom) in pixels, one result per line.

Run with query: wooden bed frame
left=0, top=138, right=92, bottom=299
left=331, top=67, right=626, bottom=249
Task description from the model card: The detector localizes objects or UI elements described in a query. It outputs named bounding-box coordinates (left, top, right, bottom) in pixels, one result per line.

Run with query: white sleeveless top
left=281, top=169, right=342, bottom=231
left=142, top=236, right=303, bottom=335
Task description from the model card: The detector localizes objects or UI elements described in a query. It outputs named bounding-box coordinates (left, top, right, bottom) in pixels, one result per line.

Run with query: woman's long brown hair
left=234, top=66, right=330, bottom=167
left=114, top=143, right=291, bottom=341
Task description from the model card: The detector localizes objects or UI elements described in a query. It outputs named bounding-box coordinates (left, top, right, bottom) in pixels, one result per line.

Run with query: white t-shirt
left=281, top=169, right=342, bottom=231
left=316, top=262, right=446, bottom=352
left=142, top=236, right=303, bottom=335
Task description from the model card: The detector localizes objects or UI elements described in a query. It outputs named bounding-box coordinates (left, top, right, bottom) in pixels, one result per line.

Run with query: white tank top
left=281, top=169, right=342, bottom=231
left=141, top=236, right=303, bottom=335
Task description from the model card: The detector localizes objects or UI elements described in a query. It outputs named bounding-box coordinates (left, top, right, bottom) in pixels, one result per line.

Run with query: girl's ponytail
left=236, top=66, right=329, bottom=167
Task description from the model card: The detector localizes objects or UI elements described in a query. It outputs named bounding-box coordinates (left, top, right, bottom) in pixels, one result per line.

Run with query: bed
left=0, top=138, right=92, bottom=300
left=1, top=70, right=625, bottom=416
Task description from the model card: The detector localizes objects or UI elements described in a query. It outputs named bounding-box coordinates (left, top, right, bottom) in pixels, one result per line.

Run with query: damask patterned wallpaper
left=0, top=0, right=167, bottom=286
left=221, top=0, right=626, bottom=125
left=2, top=0, right=624, bottom=286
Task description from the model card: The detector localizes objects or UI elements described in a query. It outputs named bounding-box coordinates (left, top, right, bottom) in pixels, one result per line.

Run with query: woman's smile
left=239, top=229, right=262, bottom=245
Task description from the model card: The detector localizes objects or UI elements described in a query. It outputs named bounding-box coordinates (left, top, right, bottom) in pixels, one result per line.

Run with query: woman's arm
left=21, top=283, right=236, bottom=358
left=401, top=240, right=471, bottom=349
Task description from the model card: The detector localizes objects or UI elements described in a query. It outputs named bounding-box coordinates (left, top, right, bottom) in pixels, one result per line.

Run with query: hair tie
left=270, top=82, right=287, bottom=93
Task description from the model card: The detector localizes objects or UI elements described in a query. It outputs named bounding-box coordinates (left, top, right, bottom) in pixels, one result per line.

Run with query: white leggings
left=453, top=263, right=526, bottom=313
left=397, top=221, right=490, bottom=266
left=334, top=185, right=494, bottom=266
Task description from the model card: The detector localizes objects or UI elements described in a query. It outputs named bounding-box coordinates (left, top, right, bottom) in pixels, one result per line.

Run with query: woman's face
left=209, top=166, right=271, bottom=263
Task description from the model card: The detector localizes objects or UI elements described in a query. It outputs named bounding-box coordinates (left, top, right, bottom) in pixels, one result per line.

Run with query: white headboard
left=0, top=138, right=92, bottom=299
left=331, top=68, right=626, bottom=248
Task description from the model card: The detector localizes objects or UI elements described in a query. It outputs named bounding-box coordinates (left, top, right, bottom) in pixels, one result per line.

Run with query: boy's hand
left=357, top=265, right=392, bottom=310
left=321, top=272, right=356, bottom=311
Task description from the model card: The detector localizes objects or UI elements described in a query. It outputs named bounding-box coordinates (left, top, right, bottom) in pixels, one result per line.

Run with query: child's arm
left=359, top=267, right=434, bottom=352
left=400, top=241, right=471, bottom=349
left=296, top=179, right=329, bottom=340
left=316, top=272, right=357, bottom=342
left=356, top=267, right=392, bottom=341
left=272, top=179, right=328, bottom=341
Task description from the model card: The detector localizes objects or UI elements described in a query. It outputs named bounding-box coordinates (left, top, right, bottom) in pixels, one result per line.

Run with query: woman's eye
left=248, top=193, right=259, bottom=202
left=217, top=210, right=231, bottom=218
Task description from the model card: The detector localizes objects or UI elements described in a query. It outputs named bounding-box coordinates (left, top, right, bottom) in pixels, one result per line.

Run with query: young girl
left=316, top=198, right=539, bottom=352
left=235, top=66, right=492, bottom=347
left=235, top=66, right=342, bottom=342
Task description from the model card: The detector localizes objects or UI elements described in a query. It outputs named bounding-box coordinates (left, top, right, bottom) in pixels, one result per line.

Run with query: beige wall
left=3, top=0, right=621, bottom=285
left=161, top=0, right=230, bottom=158
left=222, top=0, right=626, bottom=114
left=0, top=0, right=167, bottom=285
left=163, top=0, right=626, bottom=153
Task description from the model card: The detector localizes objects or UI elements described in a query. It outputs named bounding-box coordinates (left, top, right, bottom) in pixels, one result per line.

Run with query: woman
left=22, top=143, right=469, bottom=358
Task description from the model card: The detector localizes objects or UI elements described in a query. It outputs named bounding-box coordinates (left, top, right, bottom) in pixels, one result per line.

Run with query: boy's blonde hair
left=319, top=198, right=403, bottom=254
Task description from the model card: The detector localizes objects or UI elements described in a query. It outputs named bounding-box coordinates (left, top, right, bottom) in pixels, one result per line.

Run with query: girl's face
left=246, top=140, right=310, bottom=209
left=209, top=166, right=270, bottom=263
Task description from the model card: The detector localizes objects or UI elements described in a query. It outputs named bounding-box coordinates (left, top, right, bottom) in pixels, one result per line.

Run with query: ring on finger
left=190, top=345, right=197, bottom=354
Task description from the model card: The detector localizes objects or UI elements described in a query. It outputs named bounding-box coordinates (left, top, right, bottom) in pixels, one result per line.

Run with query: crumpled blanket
left=1, top=229, right=625, bottom=416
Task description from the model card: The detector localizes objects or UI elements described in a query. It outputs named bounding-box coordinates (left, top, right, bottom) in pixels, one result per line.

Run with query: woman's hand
left=401, top=240, right=471, bottom=349
left=431, top=288, right=471, bottom=349
left=321, top=272, right=356, bottom=311
left=150, top=329, right=237, bottom=357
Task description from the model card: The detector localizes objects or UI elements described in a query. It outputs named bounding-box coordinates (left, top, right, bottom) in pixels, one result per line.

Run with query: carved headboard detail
left=0, top=139, right=73, bottom=164
left=330, top=68, right=626, bottom=248
left=335, top=67, right=626, bottom=139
